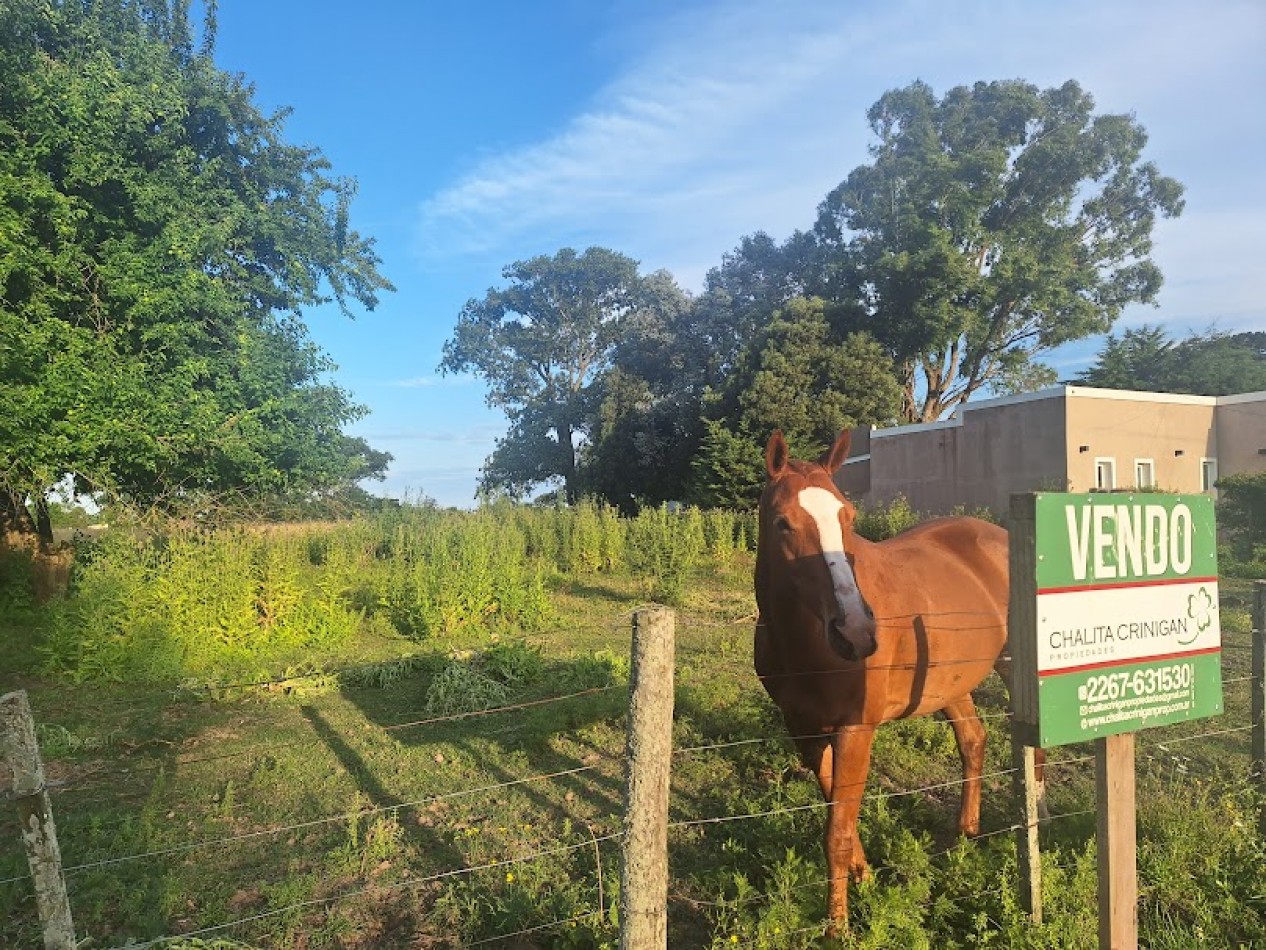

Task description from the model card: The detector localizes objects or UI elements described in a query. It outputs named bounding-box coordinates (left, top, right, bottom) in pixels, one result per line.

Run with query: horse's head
left=758, top=429, right=877, bottom=663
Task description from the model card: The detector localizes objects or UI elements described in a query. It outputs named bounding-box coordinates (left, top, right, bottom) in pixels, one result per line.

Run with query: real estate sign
left=1013, top=493, right=1223, bottom=748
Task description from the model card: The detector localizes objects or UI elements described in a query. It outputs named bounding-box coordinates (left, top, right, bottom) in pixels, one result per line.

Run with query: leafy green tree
left=815, top=79, right=1185, bottom=422
left=578, top=270, right=705, bottom=508
left=692, top=297, right=901, bottom=508
left=440, top=247, right=667, bottom=502
left=578, top=370, right=702, bottom=511
left=0, top=0, right=392, bottom=543
left=685, top=231, right=815, bottom=387
left=1077, top=325, right=1266, bottom=395
left=688, top=419, right=769, bottom=510
left=731, top=298, right=901, bottom=445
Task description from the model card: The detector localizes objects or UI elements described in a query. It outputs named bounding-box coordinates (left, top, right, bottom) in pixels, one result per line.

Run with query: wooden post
left=1011, top=736, right=1043, bottom=924
left=1096, top=733, right=1137, bottom=950
left=619, top=607, right=675, bottom=950
left=1007, top=494, right=1043, bottom=922
left=0, top=690, right=76, bottom=950
left=1253, top=581, right=1266, bottom=838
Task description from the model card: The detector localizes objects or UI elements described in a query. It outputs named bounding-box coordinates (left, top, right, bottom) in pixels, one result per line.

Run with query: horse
left=754, top=428, right=1028, bottom=930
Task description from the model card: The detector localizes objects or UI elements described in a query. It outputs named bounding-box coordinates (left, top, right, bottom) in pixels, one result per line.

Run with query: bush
left=382, top=508, right=551, bottom=640
left=41, top=527, right=367, bottom=683
left=626, top=504, right=705, bottom=604
left=854, top=496, right=922, bottom=541
left=1217, top=472, right=1266, bottom=559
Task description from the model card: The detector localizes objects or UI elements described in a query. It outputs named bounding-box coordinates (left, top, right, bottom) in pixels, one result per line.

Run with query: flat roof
left=869, top=385, right=1266, bottom=439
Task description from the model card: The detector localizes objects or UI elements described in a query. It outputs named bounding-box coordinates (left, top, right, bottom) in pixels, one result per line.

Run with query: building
left=837, top=385, right=1266, bottom=515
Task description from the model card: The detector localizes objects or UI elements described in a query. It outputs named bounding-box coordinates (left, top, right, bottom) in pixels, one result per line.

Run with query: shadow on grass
left=299, top=704, right=466, bottom=872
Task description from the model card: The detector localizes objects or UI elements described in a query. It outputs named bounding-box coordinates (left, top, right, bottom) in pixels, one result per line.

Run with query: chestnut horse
left=755, top=429, right=1021, bottom=929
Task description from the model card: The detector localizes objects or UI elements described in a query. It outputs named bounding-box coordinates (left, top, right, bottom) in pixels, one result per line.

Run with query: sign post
left=1010, top=493, right=1223, bottom=949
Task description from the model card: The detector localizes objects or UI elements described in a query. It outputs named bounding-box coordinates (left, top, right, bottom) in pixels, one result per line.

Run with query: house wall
left=1063, top=389, right=1217, bottom=492
left=850, top=392, right=1067, bottom=514
left=837, top=387, right=1266, bottom=517
left=1214, top=393, right=1266, bottom=479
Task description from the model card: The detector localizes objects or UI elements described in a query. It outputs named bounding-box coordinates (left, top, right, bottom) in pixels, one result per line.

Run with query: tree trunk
left=558, top=422, right=579, bottom=504
left=33, top=496, right=54, bottom=550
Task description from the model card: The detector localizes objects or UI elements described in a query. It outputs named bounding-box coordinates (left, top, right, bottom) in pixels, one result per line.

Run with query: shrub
left=1217, top=471, right=1266, bottom=559
left=854, top=496, right=922, bottom=541
left=626, top=504, right=704, bottom=604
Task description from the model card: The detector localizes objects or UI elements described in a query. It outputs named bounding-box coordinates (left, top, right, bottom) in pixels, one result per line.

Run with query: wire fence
left=3, top=601, right=1263, bottom=948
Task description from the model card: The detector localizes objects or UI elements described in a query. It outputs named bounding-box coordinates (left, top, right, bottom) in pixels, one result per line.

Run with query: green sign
left=1027, top=494, right=1222, bottom=747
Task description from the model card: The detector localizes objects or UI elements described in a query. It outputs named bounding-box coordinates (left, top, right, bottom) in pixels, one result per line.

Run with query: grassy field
left=1, top=509, right=1264, bottom=948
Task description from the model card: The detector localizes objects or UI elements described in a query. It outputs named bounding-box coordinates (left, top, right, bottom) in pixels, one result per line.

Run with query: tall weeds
left=35, top=500, right=757, bottom=682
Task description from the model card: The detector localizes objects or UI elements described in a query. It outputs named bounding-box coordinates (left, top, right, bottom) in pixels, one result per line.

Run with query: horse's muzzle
left=827, top=611, right=877, bottom=662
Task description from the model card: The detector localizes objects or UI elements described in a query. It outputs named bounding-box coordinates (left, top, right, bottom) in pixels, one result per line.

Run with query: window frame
left=1093, top=457, right=1117, bottom=492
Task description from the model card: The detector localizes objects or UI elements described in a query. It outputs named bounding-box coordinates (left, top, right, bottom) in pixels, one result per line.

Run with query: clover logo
left=1183, top=586, right=1215, bottom=643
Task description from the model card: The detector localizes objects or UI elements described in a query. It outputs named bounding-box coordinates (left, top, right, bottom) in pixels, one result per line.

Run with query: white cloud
left=385, top=375, right=476, bottom=389
left=415, top=0, right=1266, bottom=341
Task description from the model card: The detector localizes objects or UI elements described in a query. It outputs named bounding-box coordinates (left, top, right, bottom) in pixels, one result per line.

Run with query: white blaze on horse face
left=796, top=487, right=867, bottom=622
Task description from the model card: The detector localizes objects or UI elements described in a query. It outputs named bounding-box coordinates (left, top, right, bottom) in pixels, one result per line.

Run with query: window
left=1134, top=459, right=1155, bottom=490
left=1201, top=458, right=1218, bottom=493
left=1094, top=458, right=1116, bottom=491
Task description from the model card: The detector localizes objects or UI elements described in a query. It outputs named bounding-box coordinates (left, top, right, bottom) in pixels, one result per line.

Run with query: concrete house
left=837, top=385, right=1266, bottom=515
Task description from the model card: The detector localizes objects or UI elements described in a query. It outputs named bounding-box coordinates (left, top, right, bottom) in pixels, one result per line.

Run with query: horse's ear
left=765, top=430, right=789, bottom=478
left=819, top=430, right=851, bottom=474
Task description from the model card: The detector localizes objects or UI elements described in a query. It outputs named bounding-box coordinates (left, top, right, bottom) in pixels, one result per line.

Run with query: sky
left=207, top=0, right=1266, bottom=508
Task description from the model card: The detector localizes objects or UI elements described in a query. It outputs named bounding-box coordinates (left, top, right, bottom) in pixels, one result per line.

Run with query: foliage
left=1076, top=325, right=1266, bottom=395
left=422, top=641, right=547, bottom=716
left=41, top=526, right=367, bottom=682
left=689, top=299, right=901, bottom=510
left=440, top=247, right=684, bottom=502
left=853, top=496, right=922, bottom=541
left=3, top=519, right=1265, bottom=947
left=1216, top=472, right=1266, bottom=559
left=0, top=0, right=392, bottom=543
left=813, top=79, right=1184, bottom=422
left=688, top=420, right=770, bottom=511
left=625, top=505, right=706, bottom=605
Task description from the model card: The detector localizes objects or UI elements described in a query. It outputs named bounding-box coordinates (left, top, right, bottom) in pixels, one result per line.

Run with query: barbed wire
left=116, top=831, right=623, bottom=948
left=49, top=681, right=628, bottom=795
left=382, top=685, right=621, bottom=732
left=0, top=713, right=1237, bottom=891
left=671, top=805, right=1096, bottom=915
left=54, top=765, right=608, bottom=878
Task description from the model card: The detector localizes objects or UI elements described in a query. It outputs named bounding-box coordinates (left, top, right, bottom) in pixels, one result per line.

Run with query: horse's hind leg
left=942, top=695, right=986, bottom=837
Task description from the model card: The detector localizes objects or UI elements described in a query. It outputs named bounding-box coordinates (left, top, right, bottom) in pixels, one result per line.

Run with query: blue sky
left=208, top=0, right=1266, bottom=507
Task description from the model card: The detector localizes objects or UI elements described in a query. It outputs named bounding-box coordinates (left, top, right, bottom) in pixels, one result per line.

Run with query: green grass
left=0, top=516, right=1264, bottom=948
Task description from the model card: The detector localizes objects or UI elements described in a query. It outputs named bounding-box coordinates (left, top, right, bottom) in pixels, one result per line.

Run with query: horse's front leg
left=825, top=724, right=876, bottom=930
left=943, top=695, right=986, bottom=836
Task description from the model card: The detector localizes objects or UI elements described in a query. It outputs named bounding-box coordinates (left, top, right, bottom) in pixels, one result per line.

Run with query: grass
left=0, top=514, right=1263, bottom=948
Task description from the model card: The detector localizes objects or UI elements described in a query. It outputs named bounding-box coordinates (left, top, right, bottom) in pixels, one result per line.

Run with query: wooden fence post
left=1096, top=733, right=1138, bottom=950
left=1010, top=736, right=1043, bottom=924
left=619, top=607, right=675, bottom=950
left=1253, top=581, right=1266, bottom=838
left=1007, top=493, right=1043, bottom=922
left=1, top=690, right=76, bottom=950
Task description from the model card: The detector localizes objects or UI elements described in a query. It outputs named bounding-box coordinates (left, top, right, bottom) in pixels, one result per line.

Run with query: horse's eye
left=775, top=516, right=793, bottom=533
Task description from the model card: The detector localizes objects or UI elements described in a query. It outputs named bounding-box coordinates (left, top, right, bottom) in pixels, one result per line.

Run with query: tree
left=815, top=79, right=1184, bottom=422
left=439, top=247, right=662, bottom=502
left=692, top=297, right=902, bottom=508
left=1077, top=325, right=1266, bottom=395
left=0, top=0, right=392, bottom=543
left=578, top=270, right=704, bottom=508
